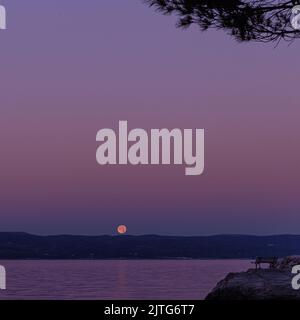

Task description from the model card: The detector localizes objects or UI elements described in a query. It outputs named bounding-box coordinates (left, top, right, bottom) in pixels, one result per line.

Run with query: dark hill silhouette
left=0, top=233, right=300, bottom=259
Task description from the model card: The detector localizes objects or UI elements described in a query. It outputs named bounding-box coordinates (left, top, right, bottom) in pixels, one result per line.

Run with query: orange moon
left=117, top=225, right=127, bottom=234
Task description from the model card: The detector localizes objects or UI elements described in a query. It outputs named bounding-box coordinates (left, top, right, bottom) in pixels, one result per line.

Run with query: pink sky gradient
left=0, top=0, right=299, bottom=235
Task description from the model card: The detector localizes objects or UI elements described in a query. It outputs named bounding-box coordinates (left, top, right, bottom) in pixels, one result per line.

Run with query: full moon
left=117, top=225, right=127, bottom=234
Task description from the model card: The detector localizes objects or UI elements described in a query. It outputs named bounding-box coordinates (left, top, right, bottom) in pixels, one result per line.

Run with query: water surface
left=0, top=260, right=250, bottom=299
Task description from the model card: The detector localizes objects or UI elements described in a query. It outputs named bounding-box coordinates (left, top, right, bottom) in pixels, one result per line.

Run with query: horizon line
left=1, top=231, right=300, bottom=238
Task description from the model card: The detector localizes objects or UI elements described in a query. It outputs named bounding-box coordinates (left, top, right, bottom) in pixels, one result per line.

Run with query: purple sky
left=0, top=0, right=299, bottom=235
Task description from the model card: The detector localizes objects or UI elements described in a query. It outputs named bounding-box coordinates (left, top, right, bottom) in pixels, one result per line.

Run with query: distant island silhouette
left=0, top=233, right=300, bottom=259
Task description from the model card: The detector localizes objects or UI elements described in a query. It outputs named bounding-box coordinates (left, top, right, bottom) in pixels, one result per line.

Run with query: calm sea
left=0, top=260, right=250, bottom=300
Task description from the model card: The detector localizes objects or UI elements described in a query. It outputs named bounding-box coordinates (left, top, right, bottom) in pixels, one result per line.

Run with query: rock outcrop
left=276, top=256, right=300, bottom=270
left=206, top=256, right=300, bottom=300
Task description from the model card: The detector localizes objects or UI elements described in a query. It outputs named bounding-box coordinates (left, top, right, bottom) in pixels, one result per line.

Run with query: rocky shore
left=206, top=256, right=300, bottom=300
